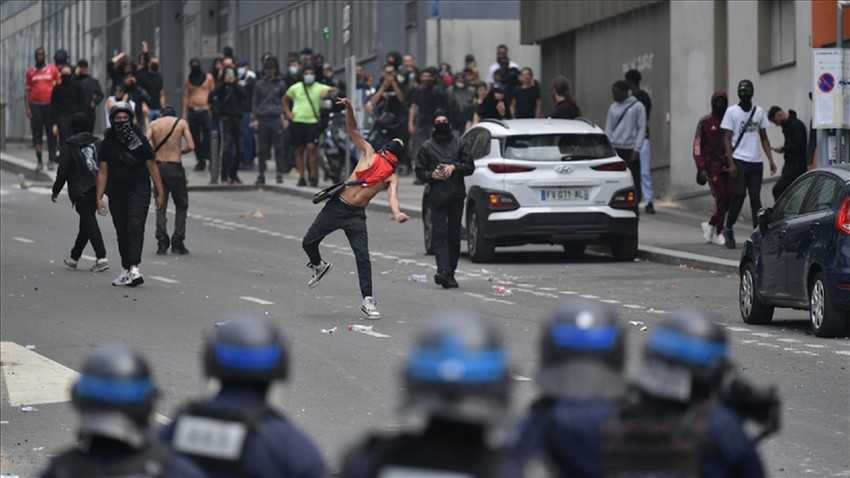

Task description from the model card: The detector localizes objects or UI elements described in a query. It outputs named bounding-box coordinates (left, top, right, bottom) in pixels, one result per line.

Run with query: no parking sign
left=812, top=49, right=846, bottom=128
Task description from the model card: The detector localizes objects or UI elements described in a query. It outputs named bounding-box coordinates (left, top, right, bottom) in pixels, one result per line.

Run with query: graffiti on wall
left=622, top=52, right=654, bottom=97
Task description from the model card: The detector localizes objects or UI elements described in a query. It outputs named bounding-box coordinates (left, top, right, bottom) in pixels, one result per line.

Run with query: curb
left=637, top=244, right=739, bottom=275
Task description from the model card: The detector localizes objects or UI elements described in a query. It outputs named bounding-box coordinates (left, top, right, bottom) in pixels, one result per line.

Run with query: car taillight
left=610, top=188, right=636, bottom=209
left=488, top=163, right=536, bottom=173
left=836, top=196, right=850, bottom=234
left=591, top=161, right=627, bottom=171
left=489, top=192, right=518, bottom=210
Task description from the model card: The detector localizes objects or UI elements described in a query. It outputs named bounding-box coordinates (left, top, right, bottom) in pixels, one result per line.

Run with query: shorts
left=288, top=122, right=321, bottom=147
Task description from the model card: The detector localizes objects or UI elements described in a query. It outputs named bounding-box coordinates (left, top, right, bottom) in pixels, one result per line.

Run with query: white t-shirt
left=720, top=104, right=768, bottom=163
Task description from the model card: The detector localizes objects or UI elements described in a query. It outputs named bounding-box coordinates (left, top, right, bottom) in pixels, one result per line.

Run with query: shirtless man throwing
left=302, top=97, right=410, bottom=319
left=146, top=105, right=194, bottom=255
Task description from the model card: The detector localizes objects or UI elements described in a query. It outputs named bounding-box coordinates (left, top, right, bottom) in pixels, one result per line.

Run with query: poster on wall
left=813, top=48, right=844, bottom=129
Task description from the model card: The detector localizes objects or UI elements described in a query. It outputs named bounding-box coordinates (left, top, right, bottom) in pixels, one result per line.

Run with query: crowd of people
left=40, top=301, right=779, bottom=477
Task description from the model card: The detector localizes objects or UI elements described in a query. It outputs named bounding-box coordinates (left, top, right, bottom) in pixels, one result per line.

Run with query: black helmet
left=109, top=101, right=135, bottom=124
left=71, top=344, right=158, bottom=447
left=403, top=311, right=510, bottom=423
left=204, top=315, right=289, bottom=384
left=634, top=308, right=728, bottom=403
left=537, top=299, right=625, bottom=400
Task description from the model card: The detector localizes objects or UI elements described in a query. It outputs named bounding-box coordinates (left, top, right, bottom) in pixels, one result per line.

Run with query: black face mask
left=433, top=122, right=451, bottom=138
left=61, top=74, right=71, bottom=81
left=190, top=65, right=201, bottom=74
left=386, top=140, right=406, bottom=163
left=150, top=63, right=159, bottom=72
left=738, top=92, right=753, bottom=111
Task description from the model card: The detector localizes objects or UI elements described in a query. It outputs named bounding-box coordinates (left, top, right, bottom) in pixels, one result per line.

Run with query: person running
left=146, top=105, right=194, bottom=255
left=96, top=102, right=164, bottom=287
left=302, top=97, right=410, bottom=319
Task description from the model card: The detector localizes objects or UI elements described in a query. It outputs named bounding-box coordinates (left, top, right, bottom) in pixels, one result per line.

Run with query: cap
left=323, top=63, right=333, bottom=71
left=737, top=79, right=754, bottom=94
left=236, top=58, right=248, bottom=67
left=465, top=54, right=475, bottom=63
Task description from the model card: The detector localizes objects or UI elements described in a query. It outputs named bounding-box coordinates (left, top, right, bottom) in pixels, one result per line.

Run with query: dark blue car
left=739, top=165, right=850, bottom=337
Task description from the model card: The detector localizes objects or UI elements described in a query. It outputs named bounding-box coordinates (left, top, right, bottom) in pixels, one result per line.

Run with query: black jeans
left=70, top=189, right=107, bottom=260
left=256, top=116, right=285, bottom=177
left=302, top=197, right=371, bottom=298
left=220, top=116, right=244, bottom=181
left=431, top=197, right=464, bottom=275
left=29, top=102, right=56, bottom=161
left=187, top=108, right=211, bottom=167
left=725, top=159, right=764, bottom=230
left=155, top=162, right=189, bottom=248
left=110, top=189, right=151, bottom=270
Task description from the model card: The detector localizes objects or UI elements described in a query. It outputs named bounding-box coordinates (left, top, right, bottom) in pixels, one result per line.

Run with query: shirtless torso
left=182, top=73, right=215, bottom=114
left=146, top=115, right=195, bottom=163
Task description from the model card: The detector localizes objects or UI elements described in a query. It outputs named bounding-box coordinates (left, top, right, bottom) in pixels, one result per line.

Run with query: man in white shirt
left=486, top=44, right=519, bottom=86
left=720, top=79, right=776, bottom=249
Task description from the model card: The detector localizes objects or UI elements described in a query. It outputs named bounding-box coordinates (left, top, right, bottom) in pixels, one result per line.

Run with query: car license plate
left=541, top=188, right=588, bottom=201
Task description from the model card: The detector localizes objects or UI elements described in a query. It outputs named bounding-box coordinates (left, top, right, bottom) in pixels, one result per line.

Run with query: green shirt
left=286, top=82, right=331, bottom=124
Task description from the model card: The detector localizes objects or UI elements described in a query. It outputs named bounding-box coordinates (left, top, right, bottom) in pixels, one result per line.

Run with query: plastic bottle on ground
left=409, top=274, right=427, bottom=282
left=490, top=285, right=513, bottom=296
left=348, top=324, right=374, bottom=332
left=321, top=327, right=338, bottom=334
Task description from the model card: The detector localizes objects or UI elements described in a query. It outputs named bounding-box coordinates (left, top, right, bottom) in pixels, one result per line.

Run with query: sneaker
left=722, top=228, right=736, bottom=249
left=35, top=161, right=44, bottom=173
left=307, top=260, right=332, bottom=288
left=645, top=202, right=656, bottom=214
left=255, top=175, right=265, bottom=185
left=63, top=257, right=78, bottom=270
left=90, top=258, right=109, bottom=272
left=171, top=244, right=189, bottom=255
left=112, top=269, right=131, bottom=286
left=128, top=267, right=144, bottom=287
left=276, top=175, right=283, bottom=184
left=701, top=222, right=714, bottom=243
left=713, top=233, right=726, bottom=246
left=297, top=177, right=307, bottom=187
left=47, top=161, right=55, bottom=171
left=226, top=179, right=234, bottom=185
left=361, top=296, right=381, bottom=319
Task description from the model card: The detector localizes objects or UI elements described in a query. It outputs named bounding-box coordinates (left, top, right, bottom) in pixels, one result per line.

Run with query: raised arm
left=337, top=97, right=372, bottom=156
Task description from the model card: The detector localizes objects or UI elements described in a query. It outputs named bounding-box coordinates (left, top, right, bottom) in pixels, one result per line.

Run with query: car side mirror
left=757, top=207, right=773, bottom=234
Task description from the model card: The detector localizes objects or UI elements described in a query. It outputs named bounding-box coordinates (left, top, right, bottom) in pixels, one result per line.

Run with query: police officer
left=41, top=344, right=205, bottom=477
left=603, top=308, right=769, bottom=477
left=341, top=311, right=513, bottom=477
left=159, top=315, right=327, bottom=477
left=507, top=299, right=626, bottom=478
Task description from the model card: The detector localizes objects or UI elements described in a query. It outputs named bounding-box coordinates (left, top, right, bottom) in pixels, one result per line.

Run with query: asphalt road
left=1, top=169, right=849, bottom=477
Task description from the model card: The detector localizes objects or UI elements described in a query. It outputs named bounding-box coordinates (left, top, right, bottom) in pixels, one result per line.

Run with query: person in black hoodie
left=52, top=112, right=110, bottom=273
left=51, top=64, right=88, bottom=142
left=415, top=111, right=474, bottom=288
left=768, top=106, right=808, bottom=200
left=213, top=67, right=247, bottom=183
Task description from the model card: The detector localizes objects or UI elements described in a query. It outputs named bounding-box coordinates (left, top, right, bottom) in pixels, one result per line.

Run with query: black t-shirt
left=552, top=100, right=579, bottom=120
left=412, top=85, right=447, bottom=127
left=99, top=134, right=155, bottom=198
left=512, top=83, right=540, bottom=119
left=135, top=70, right=164, bottom=109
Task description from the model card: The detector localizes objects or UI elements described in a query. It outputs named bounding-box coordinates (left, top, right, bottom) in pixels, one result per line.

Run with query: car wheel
left=467, top=208, right=494, bottom=263
left=739, top=262, right=774, bottom=324
left=562, top=243, right=586, bottom=258
left=610, top=235, right=638, bottom=261
left=422, top=197, right=434, bottom=255
left=809, top=272, right=848, bottom=337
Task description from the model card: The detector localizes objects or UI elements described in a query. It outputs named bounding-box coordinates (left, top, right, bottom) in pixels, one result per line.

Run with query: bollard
left=209, top=130, right=220, bottom=184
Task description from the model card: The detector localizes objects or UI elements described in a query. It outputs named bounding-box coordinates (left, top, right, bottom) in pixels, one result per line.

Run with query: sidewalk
left=1, top=141, right=741, bottom=274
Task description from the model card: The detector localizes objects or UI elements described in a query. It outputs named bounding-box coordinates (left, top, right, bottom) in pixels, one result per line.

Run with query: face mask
left=190, top=65, right=200, bottom=73
left=434, top=122, right=451, bottom=137
left=237, top=67, right=246, bottom=77
left=455, top=81, right=465, bottom=89
left=61, top=74, right=71, bottom=81
left=738, top=91, right=753, bottom=111
left=303, top=74, right=315, bottom=84
left=150, top=63, right=159, bottom=72
left=408, top=72, right=415, bottom=80
left=289, top=66, right=299, bottom=75
left=397, top=74, right=406, bottom=84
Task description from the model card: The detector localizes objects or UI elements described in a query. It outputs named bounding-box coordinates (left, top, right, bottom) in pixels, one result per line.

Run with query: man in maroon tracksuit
left=693, top=91, right=734, bottom=246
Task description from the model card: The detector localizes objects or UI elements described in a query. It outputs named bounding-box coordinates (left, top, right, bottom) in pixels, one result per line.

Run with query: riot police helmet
left=203, top=315, right=289, bottom=385
left=403, top=311, right=510, bottom=423
left=71, top=344, right=158, bottom=448
left=537, top=299, right=626, bottom=400
left=634, top=308, right=729, bottom=403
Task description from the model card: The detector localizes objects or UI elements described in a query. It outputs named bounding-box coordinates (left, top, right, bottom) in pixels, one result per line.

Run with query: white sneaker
left=307, top=260, right=332, bottom=288
left=90, top=258, right=109, bottom=272
left=128, top=267, right=144, bottom=287
left=713, top=233, right=726, bottom=246
left=112, top=269, right=131, bottom=286
left=701, top=222, right=714, bottom=243
left=361, top=296, right=381, bottom=319
left=63, top=257, right=78, bottom=270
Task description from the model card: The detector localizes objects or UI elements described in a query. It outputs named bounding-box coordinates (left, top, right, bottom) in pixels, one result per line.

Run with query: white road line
left=150, top=276, right=180, bottom=284
left=155, top=413, right=173, bottom=426
left=600, top=299, right=621, bottom=304
left=835, top=350, right=850, bottom=356
left=726, top=327, right=751, bottom=332
left=538, top=287, right=558, bottom=291
left=777, top=338, right=801, bottom=343
left=511, top=374, right=533, bottom=382
left=12, top=237, right=34, bottom=243
left=803, top=344, right=827, bottom=348
left=751, top=333, right=776, bottom=338
left=558, top=291, right=578, bottom=295
left=623, top=304, right=643, bottom=309
left=239, top=296, right=275, bottom=305
left=358, top=330, right=392, bottom=338
left=579, top=294, right=599, bottom=299
left=0, top=342, right=78, bottom=406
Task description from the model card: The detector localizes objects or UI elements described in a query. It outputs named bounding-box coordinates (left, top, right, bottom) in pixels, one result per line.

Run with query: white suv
left=422, top=118, right=639, bottom=262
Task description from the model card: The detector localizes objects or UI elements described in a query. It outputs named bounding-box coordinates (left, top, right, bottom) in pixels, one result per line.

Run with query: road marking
left=239, top=296, right=275, bottom=305
left=726, top=327, right=751, bottom=332
left=155, top=413, right=173, bottom=426
left=601, top=299, right=621, bottom=304
left=511, top=374, right=533, bottom=382
left=752, top=333, right=776, bottom=338
left=777, top=338, right=801, bottom=343
left=12, top=237, right=34, bottom=244
left=803, top=344, right=827, bottom=349
left=558, top=290, right=577, bottom=295
left=836, top=350, right=850, bottom=356
left=150, top=276, right=179, bottom=284
left=0, top=342, right=78, bottom=406
left=538, top=287, right=558, bottom=291
left=358, top=330, right=391, bottom=338
left=579, top=294, right=599, bottom=299
left=623, top=304, right=643, bottom=309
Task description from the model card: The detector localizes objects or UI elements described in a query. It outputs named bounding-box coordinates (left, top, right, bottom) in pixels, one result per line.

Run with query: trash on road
left=321, top=327, right=338, bottom=334
left=640, top=326, right=649, bottom=332
left=409, top=274, right=427, bottom=282
left=242, top=208, right=264, bottom=219
left=348, top=324, right=373, bottom=332
left=24, top=344, right=36, bottom=350
left=490, top=285, right=512, bottom=296
left=628, top=321, right=644, bottom=327
left=214, top=321, right=230, bottom=328
left=20, top=406, right=38, bottom=413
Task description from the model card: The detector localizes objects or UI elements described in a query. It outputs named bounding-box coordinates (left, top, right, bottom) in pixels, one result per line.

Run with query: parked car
left=738, top=165, right=850, bottom=337
left=422, top=118, right=638, bottom=262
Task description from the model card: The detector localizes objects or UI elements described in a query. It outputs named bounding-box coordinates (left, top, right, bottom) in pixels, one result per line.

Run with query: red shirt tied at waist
left=355, top=150, right=398, bottom=187
left=25, top=64, right=61, bottom=104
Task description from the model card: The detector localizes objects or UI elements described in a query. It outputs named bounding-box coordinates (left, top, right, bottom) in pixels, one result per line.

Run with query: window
left=774, top=175, right=816, bottom=221
left=466, top=129, right=491, bottom=160
left=759, top=0, right=795, bottom=70
left=807, top=175, right=844, bottom=214
left=352, top=0, right=377, bottom=59
left=504, top=134, right=616, bottom=162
